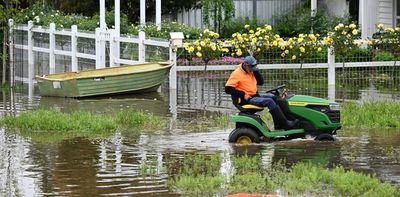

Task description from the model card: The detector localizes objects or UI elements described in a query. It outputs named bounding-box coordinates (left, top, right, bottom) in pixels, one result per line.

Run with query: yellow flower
left=184, top=43, right=189, bottom=49
left=200, top=41, right=206, bottom=46
left=323, top=37, right=332, bottom=45
left=317, top=47, right=322, bottom=52
left=289, top=45, right=293, bottom=49
left=209, top=31, right=215, bottom=37
left=386, top=28, right=395, bottom=33
left=211, top=45, right=217, bottom=51
left=342, top=31, right=347, bottom=35
left=368, top=40, right=373, bottom=45
left=338, top=23, right=344, bottom=28
left=349, top=24, right=357, bottom=29
left=256, top=48, right=261, bottom=52
left=273, top=41, right=278, bottom=46
left=197, top=46, right=201, bottom=51
left=214, top=33, right=219, bottom=39
left=377, top=23, right=384, bottom=29
left=244, top=24, right=250, bottom=29
left=284, top=50, right=289, bottom=54
left=196, top=52, right=202, bottom=57
left=334, top=26, right=340, bottom=31
left=236, top=49, right=242, bottom=56
left=232, top=33, right=237, bottom=38
left=300, top=47, right=305, bottom=53
left=255, top=31, right=260, bottom=36
left=265, top=25, right=272, bottom=31
left=280, top=46, right=285, bottom=50
left=281, top=53, right=286, bottom=57
left=352, top=29, right=358, bottom=35
left=204, top=29, right=210, bottom=34
left=308, top=34, right=316, bottom=41
left=249, top=30, right=254, bottom=34
left=292, top=55, right=296, bottom=60
left=251, top=38, right=257, bottom=44
left=298, top=37, right=304, bottom=43
left=188, top=46, right=194, bottom=53
left=299, top=34, right=305, bottom=38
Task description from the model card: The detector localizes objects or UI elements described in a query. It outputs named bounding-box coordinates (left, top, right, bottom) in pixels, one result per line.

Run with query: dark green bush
left=273, top=1, right=351, bottom=37
left=373, top=51, right=395, bottom=61
left=220, top=17, right=264, bottom=39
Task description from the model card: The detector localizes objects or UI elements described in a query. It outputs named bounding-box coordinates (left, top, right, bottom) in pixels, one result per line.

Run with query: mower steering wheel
left=265, top=84, right=286, bottom=96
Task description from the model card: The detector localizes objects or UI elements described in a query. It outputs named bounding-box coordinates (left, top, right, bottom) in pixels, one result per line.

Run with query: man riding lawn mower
left=225, top=56, right=342, bottom=144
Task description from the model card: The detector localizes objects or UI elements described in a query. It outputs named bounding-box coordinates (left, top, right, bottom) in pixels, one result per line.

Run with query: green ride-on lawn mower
left=228, top=85, right=342, bottom=144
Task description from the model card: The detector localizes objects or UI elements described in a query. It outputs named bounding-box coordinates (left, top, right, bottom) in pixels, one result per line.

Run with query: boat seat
left=231, top=95, right=265, bottom=114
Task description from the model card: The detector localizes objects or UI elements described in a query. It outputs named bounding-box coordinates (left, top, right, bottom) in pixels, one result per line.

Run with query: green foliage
left=273, top=2, right=352, bottom=37
left=278, top=163, right=399, bottom=196
left=341, top=102, right=400, bottom=128
left=220, top=17, right=264, bottom=39
left=0, top=108, right=165, bottom=132
left=373, top=51, right=395, bottom=61
left=13, top=2, right=202, bottom=39
left=174, top=175, right=224, bottom=194
left=116, top=109, right=165, bottom=129
left=202, top=0, right=235, bottom=33
left=324, top=23, right=360, bottom=60
left=168, top=153, right=399, bottom=196
left=138, top=21, right=201, bottom=39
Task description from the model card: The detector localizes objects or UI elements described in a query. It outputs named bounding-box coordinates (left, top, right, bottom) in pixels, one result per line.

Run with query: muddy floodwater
left=1, top=84, right=400, bottom=196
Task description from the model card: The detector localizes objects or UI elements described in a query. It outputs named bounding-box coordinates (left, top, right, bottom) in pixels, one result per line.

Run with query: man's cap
left=244, top=56, right=257, bottom=66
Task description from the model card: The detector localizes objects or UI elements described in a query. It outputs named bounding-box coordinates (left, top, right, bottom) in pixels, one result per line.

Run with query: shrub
left=373, top=51, right=395, bottom=61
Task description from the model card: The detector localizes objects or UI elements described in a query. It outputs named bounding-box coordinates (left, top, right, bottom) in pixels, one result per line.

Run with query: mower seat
left=232, top=96, right=265, bottom=114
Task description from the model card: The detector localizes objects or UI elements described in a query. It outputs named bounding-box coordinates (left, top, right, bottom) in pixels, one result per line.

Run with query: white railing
left=9, top=19, right=179, bottom=98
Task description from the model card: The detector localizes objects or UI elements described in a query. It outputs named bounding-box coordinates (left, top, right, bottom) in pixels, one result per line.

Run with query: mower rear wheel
left=229, top=128, right=261, bottom=144
left=315, top=133, right=336, bottom=141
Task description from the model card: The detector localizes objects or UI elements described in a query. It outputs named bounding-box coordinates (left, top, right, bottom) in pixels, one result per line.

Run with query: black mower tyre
left=229, top=127, right=261, bottom=144
left=315, top=133, right=336, bottom=141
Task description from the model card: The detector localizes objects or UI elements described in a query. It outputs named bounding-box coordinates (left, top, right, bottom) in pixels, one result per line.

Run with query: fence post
left=8, top=19, right=14, bottom=87
left=327, top=47, right=335, bottom=101
left=138, top=31, right=146, bottom=63
left=49, top=23, right=56, bottom=74
left=169, top=45, right=177, bottom=90
left=27, top=21, right=34, bottom=98
left=95, top=28, right=106, bottom=69
left=109, top=29, right=116, bottom=67
left=71, top=25, right=78, bottom=71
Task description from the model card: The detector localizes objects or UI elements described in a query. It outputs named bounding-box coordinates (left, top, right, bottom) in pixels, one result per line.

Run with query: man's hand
left=244, top=94, right=252, bottom=101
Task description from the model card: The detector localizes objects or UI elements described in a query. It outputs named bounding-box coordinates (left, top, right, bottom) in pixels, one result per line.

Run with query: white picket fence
left=9, top=19, right=178, bottom=98
left=9, top=20, right=400, bottom=102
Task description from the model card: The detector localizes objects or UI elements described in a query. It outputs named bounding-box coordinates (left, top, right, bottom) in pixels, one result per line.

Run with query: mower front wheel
left=229, top=128, right=261, bottom=144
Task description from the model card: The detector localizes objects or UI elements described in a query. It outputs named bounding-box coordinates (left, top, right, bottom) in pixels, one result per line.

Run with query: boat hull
left=36, top=63, right=172, bottom=97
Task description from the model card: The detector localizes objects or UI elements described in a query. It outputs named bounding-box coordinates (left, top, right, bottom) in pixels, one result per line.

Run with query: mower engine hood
left=287, top=95, right=336, bottom=107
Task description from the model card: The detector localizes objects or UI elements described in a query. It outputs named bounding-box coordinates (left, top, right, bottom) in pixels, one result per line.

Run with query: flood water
left=1, top=80, right=400, bottom=196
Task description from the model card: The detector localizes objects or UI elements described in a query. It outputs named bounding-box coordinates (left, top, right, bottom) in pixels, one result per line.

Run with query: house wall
left=176, top=0, right=301, bottom=28
left=378, top=0, right=394, bottom=27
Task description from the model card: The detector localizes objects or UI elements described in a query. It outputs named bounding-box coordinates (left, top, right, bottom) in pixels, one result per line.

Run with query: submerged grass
left=168, top=153, right=399, bottom=196
left=215, top=101, right=400, bottom=131
left=0, top=109, right=166, bottom=133
left=342, top=102, right=400, bottom=128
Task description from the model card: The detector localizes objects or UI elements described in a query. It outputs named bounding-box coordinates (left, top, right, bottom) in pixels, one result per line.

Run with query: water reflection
left=1, top=76, right=400, bottom=195
left=1, top=126, right=400, bottom=195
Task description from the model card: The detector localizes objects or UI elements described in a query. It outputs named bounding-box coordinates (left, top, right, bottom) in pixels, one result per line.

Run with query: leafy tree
left=202, top=0, right=235, bottom=34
